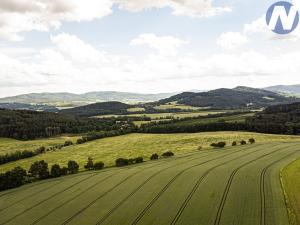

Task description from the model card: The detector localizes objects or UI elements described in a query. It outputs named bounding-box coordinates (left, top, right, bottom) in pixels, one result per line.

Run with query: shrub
left=116, top=158, right=129, bottom=167
left=0, top=167, right=27, bottom=191
left=50, top=164, right=61, bottom=177
left=94, top=162, right=104, bottom=170
left=84, top=157, right=94, bottom=170
left=64, top=140, right=73, bottom=147
left=68, top=160, right=79, bottom=174
left=249, top=138, right=255, bottom=144
left=162, top=151, right=174, bottom=157
left=240, top=140, right=247, bottom=145
left=76, top=138, right=84, bottom=145
left=211, top=142, right=226, bottom=148
left=150, top=153, right=159, bottom=160
left=232, top=141, right=237, bottom=146
left=29, top=160, right=49, bottom=179
left=61, top=166, right=69, bottom=175
left=135, top=157, right=144, bottom=163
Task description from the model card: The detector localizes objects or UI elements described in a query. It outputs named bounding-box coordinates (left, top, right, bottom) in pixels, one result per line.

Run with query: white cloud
left=2, top=32, right=300, bottom=97
left=116, top=0, right=231, bottom=18
left=216, top=32, right=249, bottom=50
left=130, top=33, right=188, bottom=56
left=0, top=0, right=231, bottom=41
left=0, top=0, right=113, bottom=41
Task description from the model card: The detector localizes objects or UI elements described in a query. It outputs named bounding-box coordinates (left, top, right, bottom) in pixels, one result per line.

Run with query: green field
left=1, top=132, right=300, bottom=173
left=0, top=136, right=81, bottom=155
left=173, top=113, right=254, bottom=126
left=282, top=158, right=300, bottom=225
left=96, top=111, right=232, bottom=119
left=0, top=142, right=300, bottom=225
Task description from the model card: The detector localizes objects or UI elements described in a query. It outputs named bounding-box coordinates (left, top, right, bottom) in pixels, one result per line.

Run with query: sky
left=1, top=0, right=300, bottom=97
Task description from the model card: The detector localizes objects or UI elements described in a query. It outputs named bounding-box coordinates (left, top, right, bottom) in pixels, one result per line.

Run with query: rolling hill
left=264, top=84, right=300, bottom=96
left=158, top=86, right=297, bottom=109
left=60, top=101, right=131, bottom=117
left=0, top=103, right=58, bottom=112
left=0, top=91, right=175, bottom=106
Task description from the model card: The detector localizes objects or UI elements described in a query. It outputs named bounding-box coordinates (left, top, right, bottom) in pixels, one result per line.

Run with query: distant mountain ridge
left=158, top=86, right=297, bottom=108
left=264, top=84, right=300, bottom=95
left=0, top=91, right=177, bottom=106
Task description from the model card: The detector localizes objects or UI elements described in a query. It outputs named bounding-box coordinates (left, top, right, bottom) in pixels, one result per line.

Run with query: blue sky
left=0, top=0, right=300, bottom=97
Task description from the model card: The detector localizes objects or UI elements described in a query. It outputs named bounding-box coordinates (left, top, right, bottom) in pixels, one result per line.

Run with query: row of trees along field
left=0, top=150, right=175, bottom=191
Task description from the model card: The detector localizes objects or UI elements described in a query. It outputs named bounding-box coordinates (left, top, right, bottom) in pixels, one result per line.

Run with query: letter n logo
left=266, top=1, right=299, bottom=34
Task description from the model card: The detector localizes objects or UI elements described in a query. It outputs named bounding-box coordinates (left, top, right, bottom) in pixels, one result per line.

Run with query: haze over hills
left=0, top=91, right=177, bottom=106
left=59, top=86, right=299, bottom=117
left=264, top=84, right=300, bottom=96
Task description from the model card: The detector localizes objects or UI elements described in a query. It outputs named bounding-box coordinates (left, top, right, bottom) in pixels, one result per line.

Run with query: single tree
left=94, top=162, right=104, bottom=170
left=84, top=157, right=94, bottom=170
left=68, top=160, right=79, bottom=174
left=51, top=164, right=61, bottom=177
left=249, top=138, right=255, bottom=144
left=61, top=166, right=69, bottom=176
left=240, top=140, right=247, bottom=145
left=29, top=160, right=49, bottom=179
left=150, top=153, right=159, bottom=160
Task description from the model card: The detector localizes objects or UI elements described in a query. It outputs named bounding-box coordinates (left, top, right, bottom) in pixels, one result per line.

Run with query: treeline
left=138, top=111, right=249, bottom=134
left=246, top=102, right=300, bottom=135
left=0, top=158, right=102, bottom=191
left=0, top=109, right=135, bottom=140
left=0, top=150, right=176, bottom=192
left=76, top=129, right=133, bottom=145
left=0, top=129, right=136, bottom=166
left=139, top=121, right=246, bottom=133
left=0, top=147, right=46, bottom=165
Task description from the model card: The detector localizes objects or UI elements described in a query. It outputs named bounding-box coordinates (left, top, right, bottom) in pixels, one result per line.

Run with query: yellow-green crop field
left=282, top=158, right=300, bottom=225
left=1, top=141, right=300, bottom=225
left=1, top=132, right=300, bottom=173
left=0, top=136, right=81, bottom=155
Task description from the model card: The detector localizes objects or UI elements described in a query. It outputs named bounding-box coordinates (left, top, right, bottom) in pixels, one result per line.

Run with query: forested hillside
left=0, top=109, right=133, bottom=140
left=60, top=101, right=131, bottom=117
left=246, top=102, right=300, bottom=134
left=158, top=86, right=296, bottom=108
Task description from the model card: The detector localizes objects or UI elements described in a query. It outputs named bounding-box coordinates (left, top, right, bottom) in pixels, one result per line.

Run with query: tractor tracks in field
left=0, top=172, right=99, bottom=225
left=32, top=152, right=213, bottom=225
left=0, top=150, right=211, bottom=224
left=93, top=148, right=243, bottom=225
left=259, top=150, right=300, bottom=225
left=213, top=144, right=300, bottom=225
left=130, top=144, right=275, bottom=225
left=60, top=150, right=231, bottom=225
left=169, top=144, right=283, bottom=225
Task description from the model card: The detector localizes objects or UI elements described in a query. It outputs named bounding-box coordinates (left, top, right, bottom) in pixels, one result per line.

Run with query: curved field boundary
left=213, top=145, right=300, bottom=225
left=0, top=149, right=213, bottom=220
left=169, top=144, right=289, bottom=225
left=93, top=146, right=255, bottom=225
left=1, top=150, right=216, bottom=225
left=0, top=149, right=208, bottom=199
left=259, top=151, right=300, bottom=225
left=60, top=148, right=246, bottom=225
left=32, top=151, right=216, bottom=225
left=130, top=144, right=275, bottom=225
left=2, top=160, right=166, bottom=225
